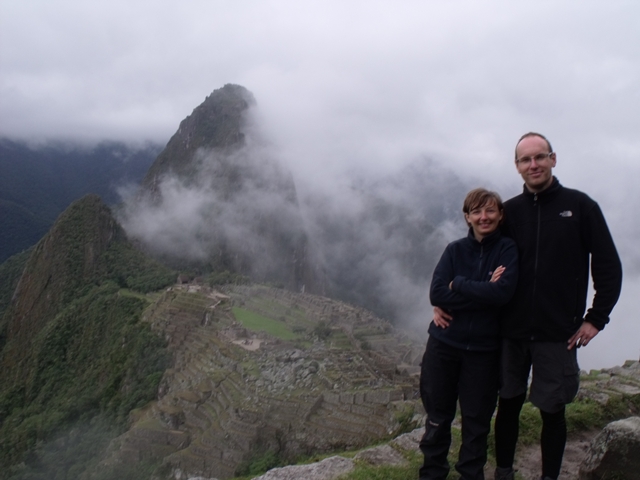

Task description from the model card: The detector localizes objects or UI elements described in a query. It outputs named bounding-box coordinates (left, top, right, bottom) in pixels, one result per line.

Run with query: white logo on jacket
left=559, top=210, right=573, bottom=217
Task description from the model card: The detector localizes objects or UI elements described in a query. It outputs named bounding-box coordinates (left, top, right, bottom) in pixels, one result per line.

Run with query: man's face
left=515, top=135, right=556, bottom=192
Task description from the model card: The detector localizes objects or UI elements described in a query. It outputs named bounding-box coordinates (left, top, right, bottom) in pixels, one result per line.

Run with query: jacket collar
left=522, top=176, right=562, bottom=199
left=467, top=226, right=501, bottom=247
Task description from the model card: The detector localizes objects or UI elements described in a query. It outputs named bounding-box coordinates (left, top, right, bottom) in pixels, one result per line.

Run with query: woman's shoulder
left=446, top=235, right=474, bottom=250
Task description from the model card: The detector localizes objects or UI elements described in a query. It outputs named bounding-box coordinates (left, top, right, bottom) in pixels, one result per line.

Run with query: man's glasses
left=515, top=152, right=554, bottom=166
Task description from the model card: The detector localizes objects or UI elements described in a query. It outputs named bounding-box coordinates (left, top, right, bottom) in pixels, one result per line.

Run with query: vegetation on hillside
left=0, top=196, right=176, bottom=479
left=0, top=282, right=170, bottom=479
left=0, top=248, right=32, bottom=327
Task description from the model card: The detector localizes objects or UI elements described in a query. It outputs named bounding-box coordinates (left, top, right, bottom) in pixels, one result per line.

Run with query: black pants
left=419, top=336, right=499, bottom=480
left=495, top=394, right=567, bottom=480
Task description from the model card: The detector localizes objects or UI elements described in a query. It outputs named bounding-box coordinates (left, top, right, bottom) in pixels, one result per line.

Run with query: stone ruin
left=98, top=284, right=425, bottom=479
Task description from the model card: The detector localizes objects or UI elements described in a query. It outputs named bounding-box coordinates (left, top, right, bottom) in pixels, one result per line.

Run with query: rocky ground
left=109, top=282, right=640, bottom=480
left=513, top=430, right=598, bottom=480
left=246, top=359, right=640, bottom=480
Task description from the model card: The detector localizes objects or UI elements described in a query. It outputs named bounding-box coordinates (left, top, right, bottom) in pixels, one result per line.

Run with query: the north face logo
left=559, top=210, right=573, bottom=217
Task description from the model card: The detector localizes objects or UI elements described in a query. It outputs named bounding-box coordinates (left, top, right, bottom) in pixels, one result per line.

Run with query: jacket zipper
left=468, top=244, right=485, bottom=350
left=530, top=193, right=541, bottom=338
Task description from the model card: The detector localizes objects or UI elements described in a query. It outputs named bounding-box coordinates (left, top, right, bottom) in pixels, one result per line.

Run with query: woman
left=419, top=188, right=518, bottom=480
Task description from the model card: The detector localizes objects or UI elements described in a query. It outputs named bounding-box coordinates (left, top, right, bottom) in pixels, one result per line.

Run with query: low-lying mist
left=118, top=107, right=480, bottom=330
left=118, top=105, right=638, bottom=370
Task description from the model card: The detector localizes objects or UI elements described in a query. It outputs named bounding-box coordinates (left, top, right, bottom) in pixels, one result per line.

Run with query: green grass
left=338, top=458, right=422, bottom=480
left=232, top=307, right=298, bottom=341
left=329, top=331, right=352, bottom=349
left=118, top=288, right=154, bottom=303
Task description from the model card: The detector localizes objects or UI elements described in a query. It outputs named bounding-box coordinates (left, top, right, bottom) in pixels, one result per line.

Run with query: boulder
left=390, top=427, right=423, bottom=452
left=354, top=444, right=408, bottom=466
left=579, top=416, right=640, bottom=479
left=252, top=455, right=354, bottom=480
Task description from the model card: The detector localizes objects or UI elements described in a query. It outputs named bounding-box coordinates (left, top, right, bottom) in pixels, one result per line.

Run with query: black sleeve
left=583, top=203, right=623, bottom=330
left=450, top=239, right=519, bottom=306
left=429, top=244, right=485, bottom=311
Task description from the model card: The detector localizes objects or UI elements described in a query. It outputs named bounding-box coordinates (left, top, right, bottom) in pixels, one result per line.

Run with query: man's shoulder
left=504, top=184, right=597, bottom=208
left=504, top=192, right=528, bottom=211
left=497, top=235, right=517, bottom=248
left=556, top=185, right=596, bottom=203
left=552, top=186, right=601, bottom=218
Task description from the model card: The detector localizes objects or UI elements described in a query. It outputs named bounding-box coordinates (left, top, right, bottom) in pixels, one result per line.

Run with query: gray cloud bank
left=2, top=0, right=639, bottom=369
left=119, top=108, right=473, bottom=328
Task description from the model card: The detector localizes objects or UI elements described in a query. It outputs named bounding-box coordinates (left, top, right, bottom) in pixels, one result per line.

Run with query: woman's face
left=464, top=200, right=503, bottom=241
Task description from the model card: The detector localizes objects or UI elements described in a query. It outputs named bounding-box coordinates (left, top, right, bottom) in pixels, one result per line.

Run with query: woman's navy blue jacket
left=428, top=228, right=518, bottom=351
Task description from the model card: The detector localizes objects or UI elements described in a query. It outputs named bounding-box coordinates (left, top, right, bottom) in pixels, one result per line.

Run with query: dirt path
left=510, top=430, right=598, bottom=480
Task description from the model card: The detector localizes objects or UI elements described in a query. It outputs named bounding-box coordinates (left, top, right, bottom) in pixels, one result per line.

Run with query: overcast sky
left=1, top=0, right=639, bottom=370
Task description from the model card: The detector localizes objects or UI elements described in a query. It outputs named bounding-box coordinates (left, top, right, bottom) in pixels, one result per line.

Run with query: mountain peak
left=141, top=84, right=255, bottom=191
left=125, top=84, right=315, bottom=292
left=2, top=194, right=173, bottom=375
left=8, top=197, right=121, bottom=319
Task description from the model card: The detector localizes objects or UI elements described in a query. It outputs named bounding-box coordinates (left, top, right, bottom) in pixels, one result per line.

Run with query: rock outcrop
left=250, top=428, right=424, bottom=480
left=248, top=360, right=640, bottom=480
left=579, top=416, right=640, bottom=480
left=252, top=456, right=355, bottom=480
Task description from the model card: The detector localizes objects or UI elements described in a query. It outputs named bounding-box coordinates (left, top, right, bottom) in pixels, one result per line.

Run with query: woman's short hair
left=462, top=188, right=504, bottom=215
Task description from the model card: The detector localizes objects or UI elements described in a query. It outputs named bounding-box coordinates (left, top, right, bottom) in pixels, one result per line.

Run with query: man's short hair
left=515, top=132, right=553, bottom=159
left=462, top=188, right=504, bottom=215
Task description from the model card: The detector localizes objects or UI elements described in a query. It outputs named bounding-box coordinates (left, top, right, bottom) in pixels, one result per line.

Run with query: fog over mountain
left=2, top=1, right=639, bottom=371
left=119, top=90, right=640, bottom=372
left=119, top=91, right=472, bottom=326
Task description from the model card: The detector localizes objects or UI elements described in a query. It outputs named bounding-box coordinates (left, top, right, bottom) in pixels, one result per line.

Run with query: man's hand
left=433, top=306, right=452, bottom=328
left=567, top=321, right=599, bottom=350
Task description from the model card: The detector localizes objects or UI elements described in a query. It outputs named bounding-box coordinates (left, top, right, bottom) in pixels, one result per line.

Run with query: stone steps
left=182, top=406, right=211, bottom=431
left=221, top=417, right=260, bottom=452
left=219, top=375, right=246, bottom=405
left=166, top=448, right=236, bottom=480
left=304, top=415, right=380, bottom=445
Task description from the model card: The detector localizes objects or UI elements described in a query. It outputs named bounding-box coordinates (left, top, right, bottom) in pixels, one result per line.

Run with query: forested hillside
left=0, top=195, right=176, bottom=479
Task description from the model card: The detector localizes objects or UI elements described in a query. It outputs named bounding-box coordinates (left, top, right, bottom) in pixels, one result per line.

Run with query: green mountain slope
left=0, top=195, right=176, bottom=479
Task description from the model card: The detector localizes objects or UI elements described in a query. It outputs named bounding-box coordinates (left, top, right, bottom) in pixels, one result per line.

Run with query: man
left=434, top=132, right=622, bottom=480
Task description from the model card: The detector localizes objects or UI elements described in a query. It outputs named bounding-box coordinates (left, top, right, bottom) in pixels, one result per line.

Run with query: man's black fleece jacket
left=500, top=177, right=623, bottom=342
left=429, top=228, right=519, bottom=351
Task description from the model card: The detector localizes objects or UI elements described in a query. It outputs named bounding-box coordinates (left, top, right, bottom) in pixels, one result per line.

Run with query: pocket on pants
left=562, top=356, right=580, bottom=404
left=422, top=418, right=444, bottom=445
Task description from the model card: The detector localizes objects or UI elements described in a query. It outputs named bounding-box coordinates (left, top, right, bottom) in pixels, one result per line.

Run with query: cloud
left=580, top=276, right=640, bottom=371
left=2, top=0, right=639, bottom=368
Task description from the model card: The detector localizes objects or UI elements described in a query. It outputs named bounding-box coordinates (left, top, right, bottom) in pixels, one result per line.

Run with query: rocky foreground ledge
left=187, top=359, right=640, bottom=480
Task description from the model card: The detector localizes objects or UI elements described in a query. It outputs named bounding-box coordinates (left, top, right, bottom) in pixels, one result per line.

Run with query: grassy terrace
left=231, top=307, right=299, bottom=341
left=240, top=295, right=313, bottom=327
